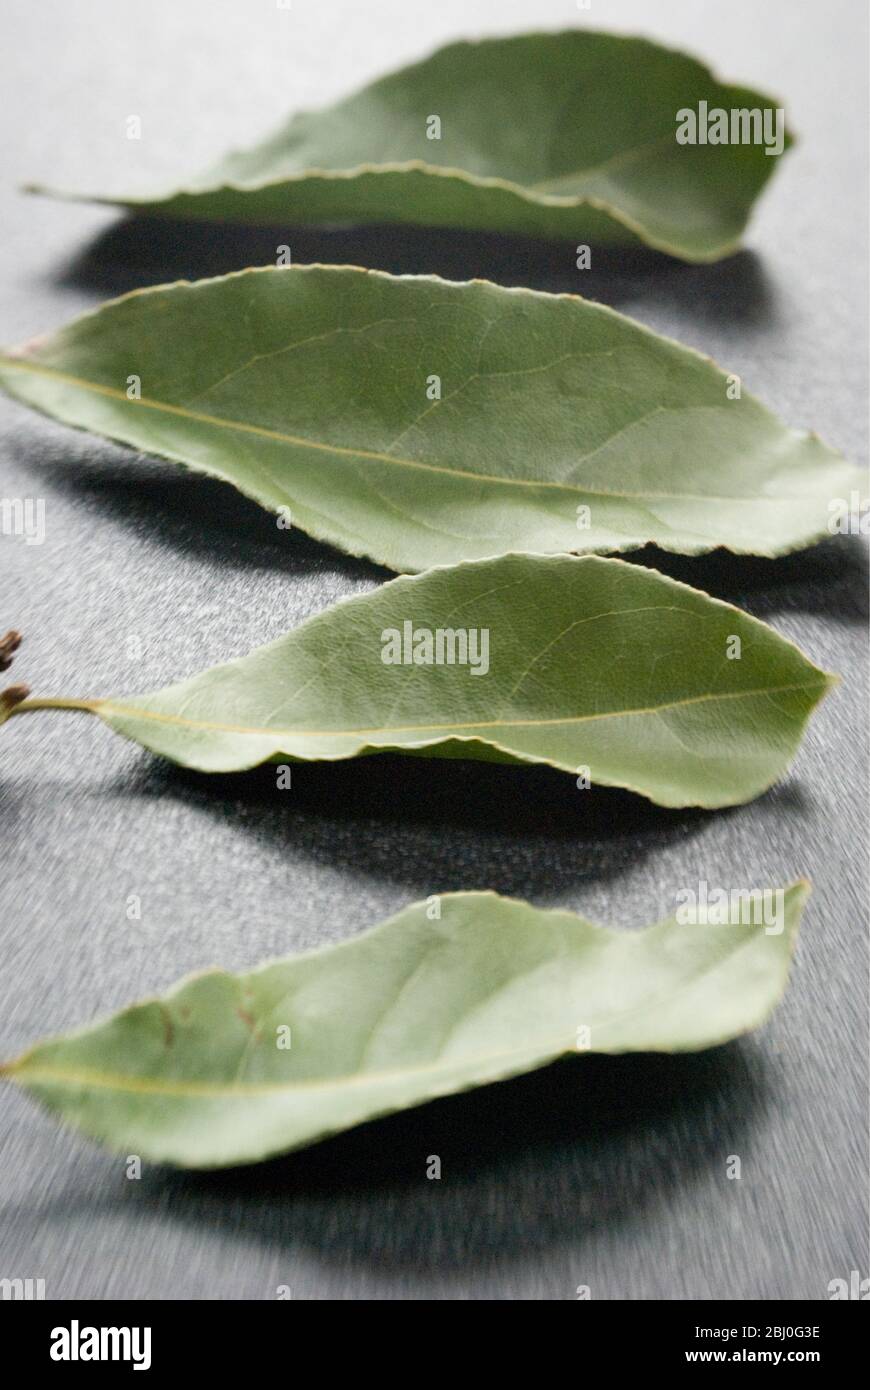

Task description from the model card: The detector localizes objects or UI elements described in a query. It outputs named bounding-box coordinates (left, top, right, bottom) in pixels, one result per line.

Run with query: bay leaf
left=5, top=554, right=834, bottom=808
left=0, top=267, right=859, bottom=573
left=28, top=31, right=794, bottom=263
left=0, top=883, right=809, bottom=1167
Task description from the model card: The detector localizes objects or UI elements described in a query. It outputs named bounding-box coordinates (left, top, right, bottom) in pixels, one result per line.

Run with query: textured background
left=0, top=0, right=867, bottom=1300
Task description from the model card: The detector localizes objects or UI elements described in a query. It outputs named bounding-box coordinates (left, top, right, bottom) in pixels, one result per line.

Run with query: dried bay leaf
left=4, top=555, right=835, bottom=808
left=29, top=31, right=794, bottom=262
left=0, top=884, right=809, bottom=1167
left=0, top=266, right=859, bottom=573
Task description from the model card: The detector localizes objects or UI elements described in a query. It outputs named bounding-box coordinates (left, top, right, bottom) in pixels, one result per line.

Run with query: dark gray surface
left=0, top=0, right=867, bottom=1301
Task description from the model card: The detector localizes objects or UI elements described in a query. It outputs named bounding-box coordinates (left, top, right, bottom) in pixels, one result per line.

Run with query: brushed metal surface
left=0, top=0, right=866, bottom=1299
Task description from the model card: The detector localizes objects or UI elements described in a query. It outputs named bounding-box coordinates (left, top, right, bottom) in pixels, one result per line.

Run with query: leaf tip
left=787, top=875, right=812, bottom=902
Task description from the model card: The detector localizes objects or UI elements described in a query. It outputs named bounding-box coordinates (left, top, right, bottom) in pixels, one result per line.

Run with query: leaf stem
left=7, top=697, right=98, bottom=717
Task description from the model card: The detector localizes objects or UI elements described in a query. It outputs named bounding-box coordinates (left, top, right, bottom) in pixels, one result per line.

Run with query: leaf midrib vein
left=529, top=130, right=676, bottom=192
left=97, top=679, right=823, bottom=740
left=8, top=928, right=780, bottom=1102
left=5, top=1035, right=564, bottom=1099
left=0, top=356, right=774, bottom=505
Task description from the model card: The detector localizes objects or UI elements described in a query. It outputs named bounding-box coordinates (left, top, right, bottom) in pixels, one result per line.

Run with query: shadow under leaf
left=115, top=1041, right=771, bottom=1273
left=11, top=436, right=866, bottom=624
left=112, top=754, right=813, bottom=901
left=52, top=212, right=774, bottom=321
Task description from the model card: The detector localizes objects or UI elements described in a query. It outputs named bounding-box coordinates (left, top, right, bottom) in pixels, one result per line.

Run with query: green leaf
left=7, top=554, right=834, bottom=808
left=0, top=883, right=809, bottom=1167
left=29, top=31, right=795, bottom=262
left=0, top=267, right=859, bottom=573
